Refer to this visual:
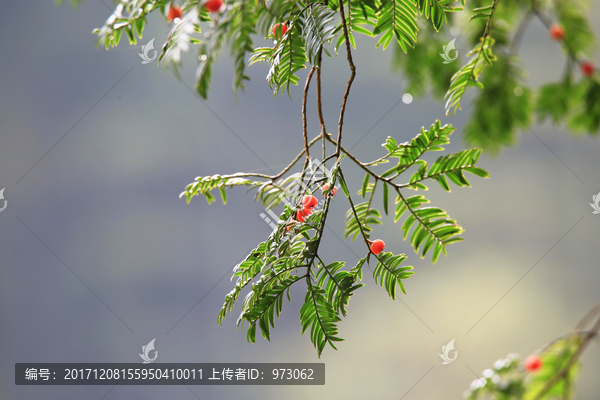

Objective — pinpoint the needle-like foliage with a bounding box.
[90,0,497,358]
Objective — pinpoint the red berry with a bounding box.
[167,6,182,21]
[322,185,337,196]
[524,355,543,373]
[549,24,565,41]
[296,209,310,223]
[302,195,318,209]
[272,23,288,38]
[370,239,385,255]
[205,0,223,13]
[581,61,595,77]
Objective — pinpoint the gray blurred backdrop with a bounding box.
[1,1,600,399]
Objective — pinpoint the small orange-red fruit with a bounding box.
[581,61,595,77]
[549,24,565,41]
[370,239,385,255]
[205,0,223,13]
[524,355,542,373]
[322,184,337,196]
[302,195,318,209]
[272,23,288,38]
[297,210,310,223]
[168,6,183,21]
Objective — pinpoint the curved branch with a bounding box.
[336,0,356,157]
[271,134,322,179]
[302,67,317,160]
[339,168,388,269]
[509,9,533,55]
[303,166,339,273]
[338,168,373,251]
[316,49,327,160]
[325,133,460,191]
[576,300,600,330]
[532,1,585,69]
[324,133,380,180]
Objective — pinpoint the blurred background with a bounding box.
[1,1,599,399]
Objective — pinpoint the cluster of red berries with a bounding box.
[524,354,543,373]
[294,184,339,224]
[296,195,318,222]
[287,187,386,255]
[168,0,223,21]
[549,23,595,77]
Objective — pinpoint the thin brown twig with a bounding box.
[532,3,583,68]
[316,49,327,161]
[532,0,552,29]
[482,0,501,39]
[338,168,372,250]
[576,300,600,330]
[296,157,311,198]
[324,133,387,183]
[338,168,388,269]
[361,179,377,239]
[323,153,337,164]
[509,9,533,55]
[539,329,598,353]
[336,0,356,157]
[303,171,338,293]
[302,67,316,160]
[272,134,321,180]
[194,133,320,190]
[324,133,462,190]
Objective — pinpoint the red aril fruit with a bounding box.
[272,23,288,38]
[205,0,223,13]
[549,24,565,41]
[302,195,318,210]
[168,6,182,21]
[524,355,542,373]
[370,239,385,255]
[296,210,309,223]
[581,61,595,77]
[322,184,337,196]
